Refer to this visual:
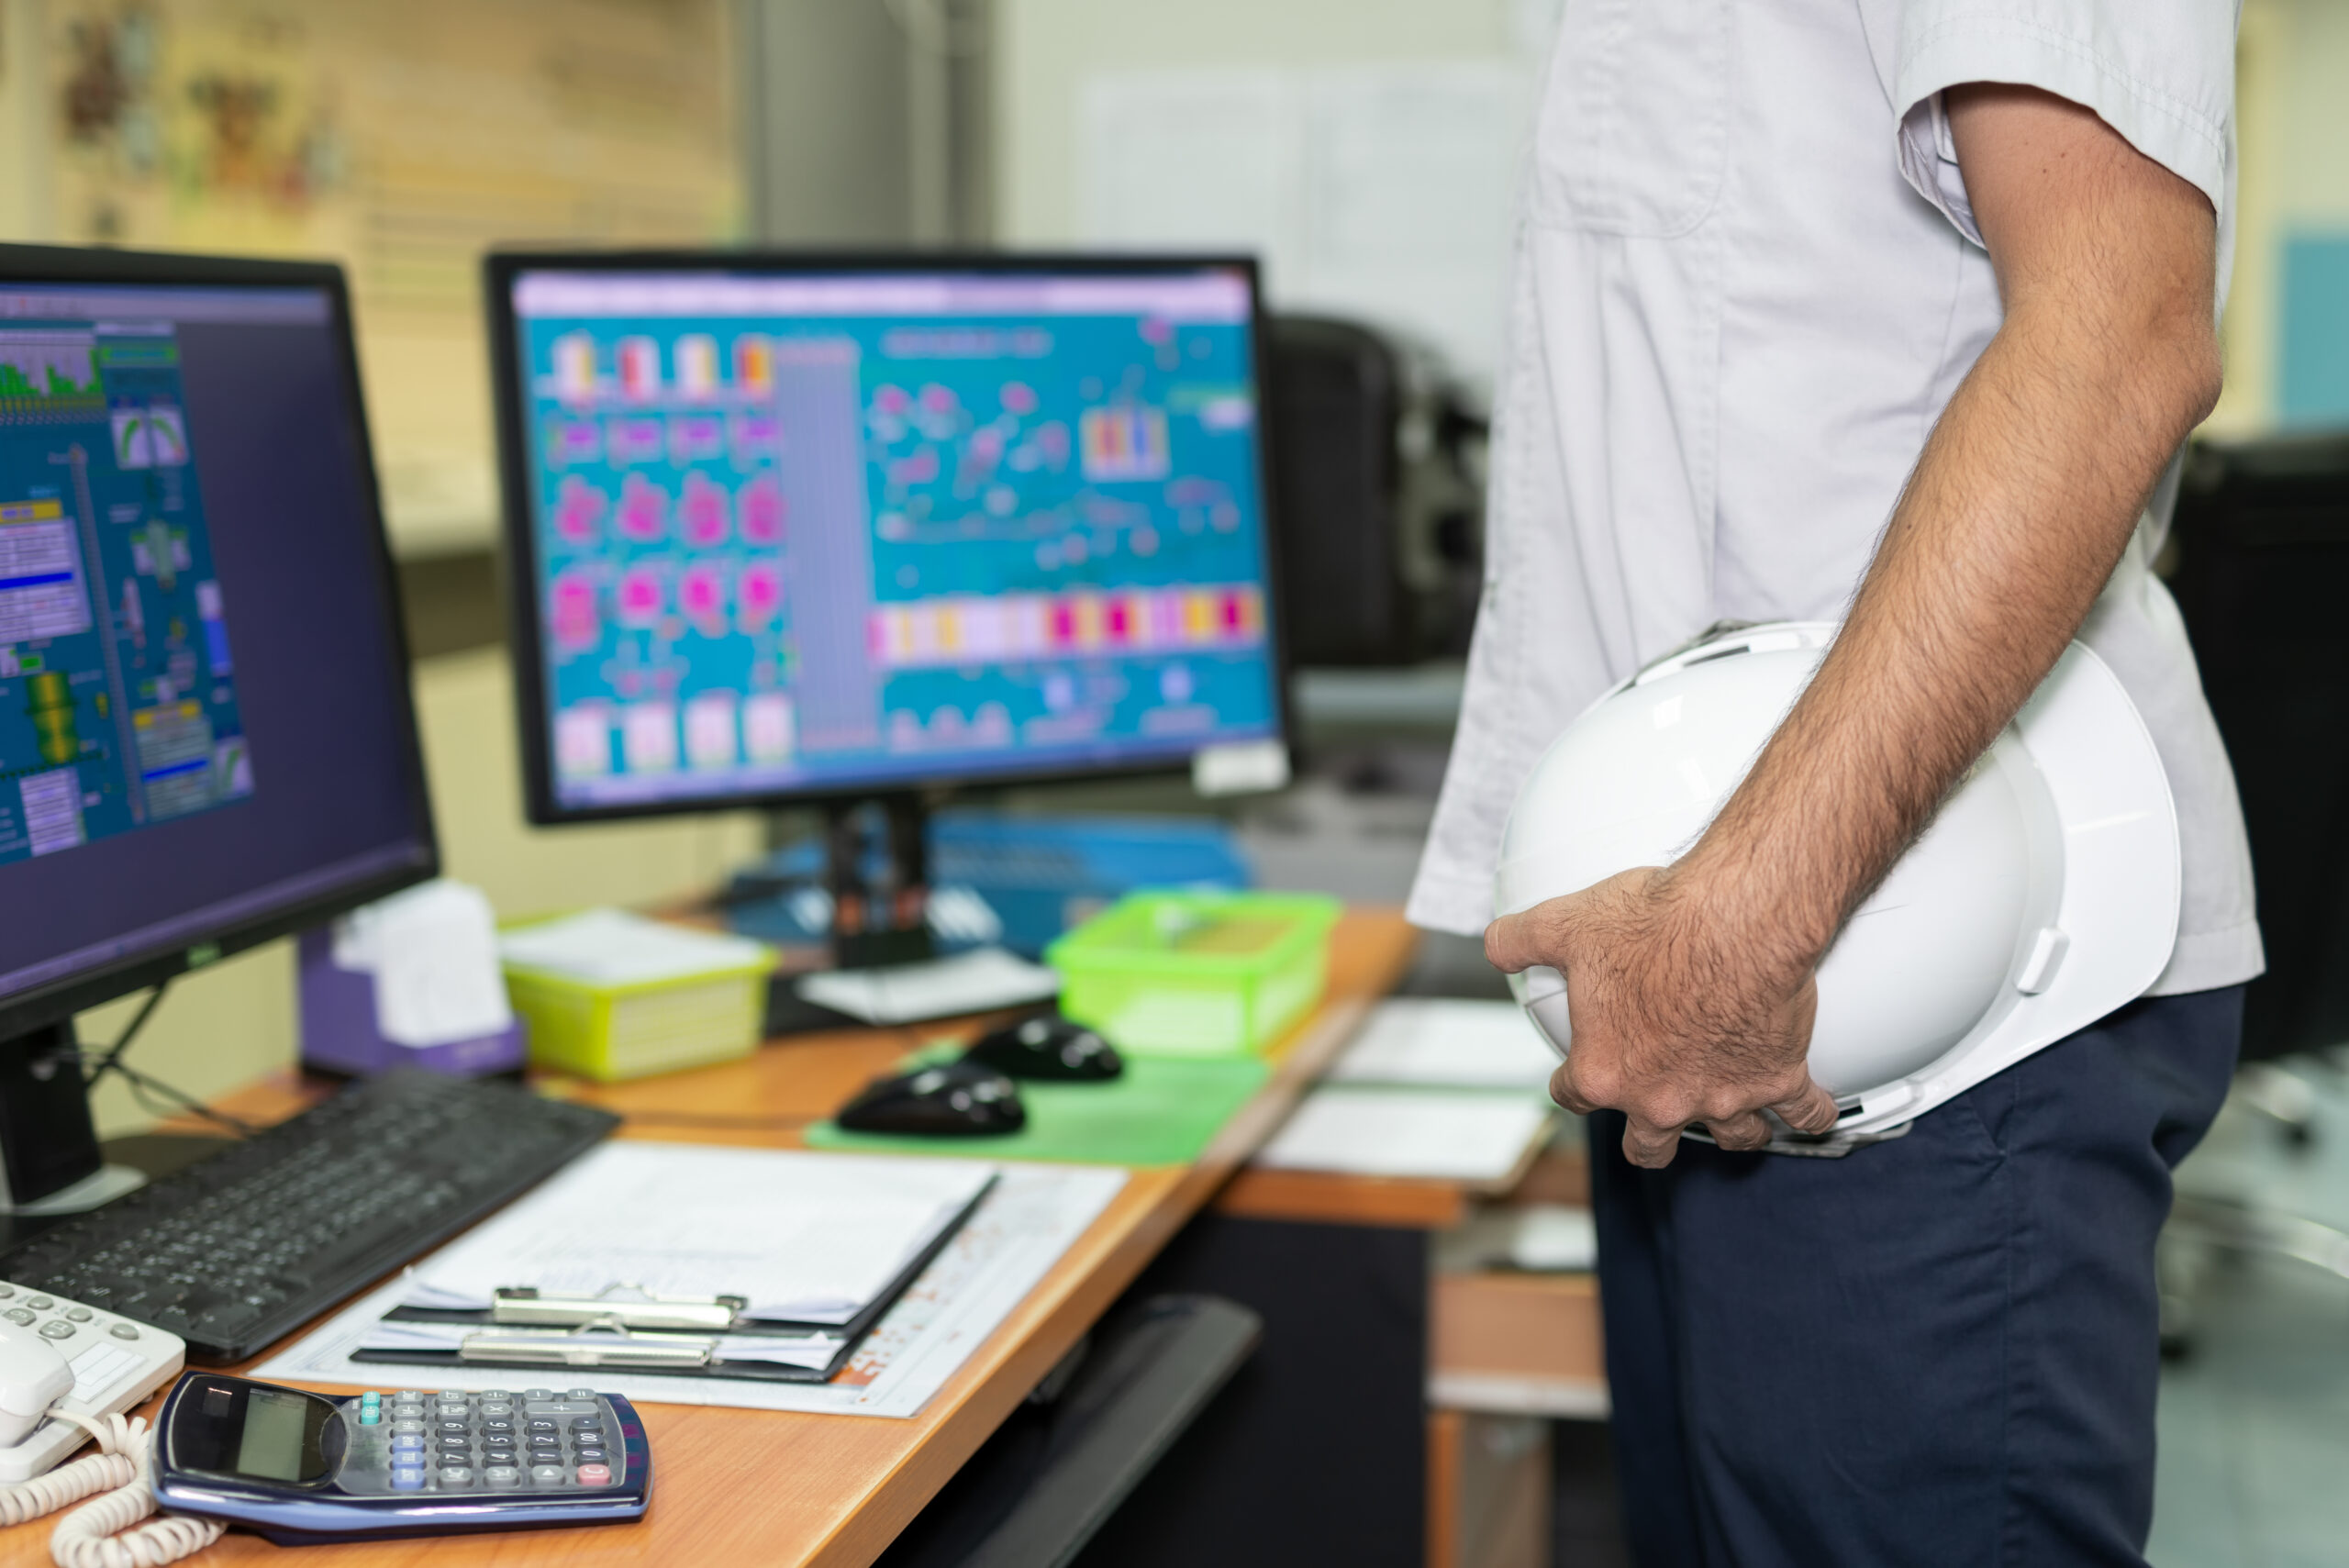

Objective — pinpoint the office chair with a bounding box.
[2160,431,2349,1343]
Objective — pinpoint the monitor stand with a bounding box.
[0,1022,149,1217]
[825,795,939,971]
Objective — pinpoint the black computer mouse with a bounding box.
[964,1014,1124,1082]
[835,1060,1027,1137]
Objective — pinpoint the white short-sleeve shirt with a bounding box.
[1407,0,2263,998]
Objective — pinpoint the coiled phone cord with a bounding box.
[0,1408,226,1568]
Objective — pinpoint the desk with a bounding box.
[0,910,1419,1568]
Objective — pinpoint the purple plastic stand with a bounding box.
[296,927,528,1078]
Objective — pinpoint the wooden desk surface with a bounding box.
[0,909,1419,1568]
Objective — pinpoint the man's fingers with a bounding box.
[1620,1115,1683,1169]
[1771,1077,1843,1137]
[1548,1061,1597,1116]
[1482,904,1562,974]
[1706,1109,1773,1151]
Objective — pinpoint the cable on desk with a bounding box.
[72,979,256,1140]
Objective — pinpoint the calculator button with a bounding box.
[438,1438,473,1454]
[524,1388,555,1400]
[391,1420,424,1435]
[439,1466,473,1486]
[574,1463,611,1486]
[529,1464,565,1485]
[25,1296,51,1310]
[570,1414,605,1429]
[391,1468,424,1492]
[38,1322,72,1340]
[438,1418,470,1434]
[484,1466,519,1486]
[479,1417,513,1433]
[526,1418,560,1435]
[565,1388,596,1400]
[108,1324,139,1340]
[391,1403,424,1419]
[573,1447,608,1464]
[478,1402,513,1418]
[2,1310,31,1326]
[396,1390,425,1401]
[478,1390,511,1401]
[358,1408,381,1427]
[392,1434,424,1452]
[61,1307,91,1323]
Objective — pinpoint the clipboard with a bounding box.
[351,1173,997,1383]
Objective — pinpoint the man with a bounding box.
[1407,3,2258,1563]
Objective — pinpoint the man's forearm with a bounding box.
[1671,88,2221,984]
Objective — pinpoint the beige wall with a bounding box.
[81,651,762,1139]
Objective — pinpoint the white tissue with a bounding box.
[335,880,514,1048]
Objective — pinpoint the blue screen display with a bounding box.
[508,267,1283,808]
[0,320,255,865]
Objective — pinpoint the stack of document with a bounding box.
[1255,998,1559,1183]
[353,1142,997,1374]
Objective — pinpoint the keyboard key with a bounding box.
[38,1322,72,1340]
[107,1324,138,1340]
[62,1307,90,1323]
[26,1296,51,1309]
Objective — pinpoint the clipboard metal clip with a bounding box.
[492,1282,751,1332]
[459,1319,719,1369]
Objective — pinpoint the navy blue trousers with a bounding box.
[1589,986,2243,1567]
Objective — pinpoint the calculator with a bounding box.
[150,1374,651,1544]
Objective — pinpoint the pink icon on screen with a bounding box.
[737,562,783,629]
[616,475,669,542]
[918,384,957,414]
[873,384,912,416]
[1000,382,1038,416]
[678,563,727,629]
[739,475,785,546]
[551,477,607,546]
[616,567,664,627]
[680,473,729,548]
[549,573,600,649]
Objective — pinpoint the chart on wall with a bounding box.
[0,324,255,864]
[511,273,1285,807]
[44,0,743,553]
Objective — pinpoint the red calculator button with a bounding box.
[575,1463,612,1486]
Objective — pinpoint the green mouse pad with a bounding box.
[805,1053,1271,1166]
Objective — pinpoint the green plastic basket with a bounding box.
[1045,890,1342,1058]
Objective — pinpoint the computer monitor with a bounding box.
[0,245,437,1212]
[484,254,1291,831]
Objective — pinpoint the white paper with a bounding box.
[253,1163,1130,1418]
[1327,999,1560,1091]
[499,908,770,987]
[1440,1204,1597,1274]
[1078,61,1525,387]
[1254,1087,1553,1182]
[795,946,1060,1026]
[335,880,513,1048]
[389,1142,997,1324]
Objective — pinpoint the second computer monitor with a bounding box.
[486,255,1289,821]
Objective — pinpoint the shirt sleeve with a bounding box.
[1891,1,2236,249]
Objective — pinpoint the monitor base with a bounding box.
[1,1162,146,1218]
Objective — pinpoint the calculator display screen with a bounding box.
[171,1378,336,1486]
[234,1389,313,1482]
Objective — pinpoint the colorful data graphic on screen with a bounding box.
[0,324,255,863]
[511,268,1282,806]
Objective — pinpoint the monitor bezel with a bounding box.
[0,242,439,1037]
[483,248,1297,826]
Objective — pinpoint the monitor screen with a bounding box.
[493,260,1287,817]
[0,255,434,1024]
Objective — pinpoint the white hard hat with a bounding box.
[1492,621,2179,1146]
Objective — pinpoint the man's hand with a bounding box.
[1487,868,1840,1165]
[1495,86,2221,1167]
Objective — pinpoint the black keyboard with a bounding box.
[0,1071,618,1363]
